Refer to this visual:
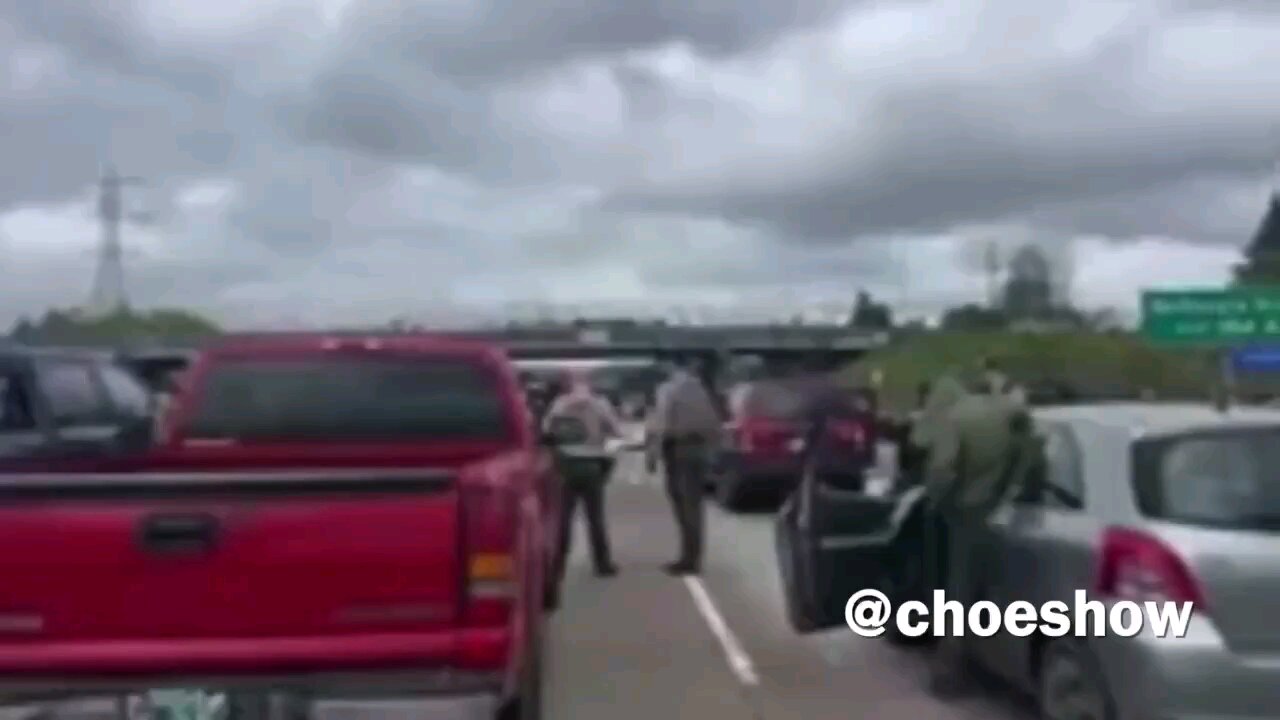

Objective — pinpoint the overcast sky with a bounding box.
[0,0,1275,328]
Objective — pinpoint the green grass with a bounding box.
[843,331,1219,413]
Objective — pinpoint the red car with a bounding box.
[713,378,876,511]
[0,333,562,719]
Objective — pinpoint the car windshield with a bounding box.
[186,356,510,441]
[1138,431,1280,531]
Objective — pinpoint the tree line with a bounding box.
[8,307,221,346]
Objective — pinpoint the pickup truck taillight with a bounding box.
[460,483,519,625]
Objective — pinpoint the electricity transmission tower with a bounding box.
[88,164,150,315]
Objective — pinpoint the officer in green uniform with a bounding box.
[914,374,1029,697]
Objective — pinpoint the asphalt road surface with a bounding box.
[547,449,1034,719]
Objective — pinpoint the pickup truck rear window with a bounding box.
[731,382,805,420]
[1134,430,1280,531]
[184,357,511,441]
[730,379,855,420]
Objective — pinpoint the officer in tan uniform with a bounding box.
[545,369,622,579]
[648,356,723,575]
[915,374,1030,696]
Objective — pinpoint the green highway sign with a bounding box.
[1142,288,1280,344]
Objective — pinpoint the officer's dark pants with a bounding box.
[555,461,615,577]
[924,505,991,684]
[662,438,707,568]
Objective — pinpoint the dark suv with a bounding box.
[0,346,156,461]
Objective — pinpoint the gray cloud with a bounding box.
[1,1,230,98]
[605,7,1280,243]
[346,0,875,81]
[0,0,1274,327]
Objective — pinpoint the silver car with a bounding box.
[778,402,1280,719]
[981,403,1280,720]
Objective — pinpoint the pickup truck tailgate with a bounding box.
[0,469,460,643]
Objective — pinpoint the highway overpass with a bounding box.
[31,324,889,387]
[437,323,887,361]
[98,324,885,358]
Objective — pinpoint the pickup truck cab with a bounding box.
[0,334,564,720]
[0,345,156,460]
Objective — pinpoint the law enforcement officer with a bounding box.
[648,355,722,575]
[915,375,1029,696]
[545,369,621,579]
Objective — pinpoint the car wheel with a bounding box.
[1037,639,1114,720]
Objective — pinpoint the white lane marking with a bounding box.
[683,575,760,686]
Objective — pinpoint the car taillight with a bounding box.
[460,483,518,625]
[1095,527,1205,608]
[737,419,793,453]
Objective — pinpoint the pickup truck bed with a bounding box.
[0,468,488,679]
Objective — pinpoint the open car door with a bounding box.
[775,467,928,633]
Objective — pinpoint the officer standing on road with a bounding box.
[545,369,621,579]
[914,374,1029,697]
[648,355,723,576]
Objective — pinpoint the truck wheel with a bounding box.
[497,626,543,720]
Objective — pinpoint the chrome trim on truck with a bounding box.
[0,469,456,501]
[0,669,504,704]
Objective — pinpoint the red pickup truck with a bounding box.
[0,333,562,719]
